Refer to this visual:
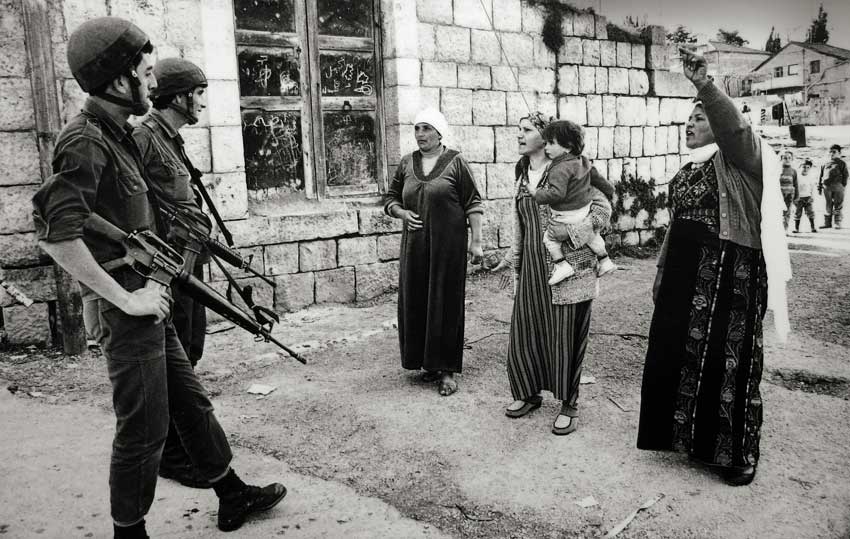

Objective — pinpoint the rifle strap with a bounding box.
[210,252,256,310]
[175,144,234,246]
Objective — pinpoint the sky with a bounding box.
[594,0,850,51]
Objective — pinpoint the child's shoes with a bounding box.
[597,256,617,277]
[548,261,575,285]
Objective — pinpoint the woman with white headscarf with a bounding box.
[384,108,484,396]
[637,48,791,486]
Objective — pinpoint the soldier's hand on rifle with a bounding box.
[123,286,172,323]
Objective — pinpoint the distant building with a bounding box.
[669,41,771,97]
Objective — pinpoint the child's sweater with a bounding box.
[533,154,614,211]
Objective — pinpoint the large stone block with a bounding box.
[582,39,600,66]
[181,127,212,173]
[595,67,608,94]
[533,35,556,67]
[636,157,651,181]
[613,126,630,157]
[655,125,668,154]
[471,29,501,65]
[557,37,583,64]
[315,267,356,304]
[0,78,34,130]
[422,61,458,87]
[652,71,695,98]
[458,64,491,89]
[573,12,595,37]
[597,127,613,159]
[594,159,608,180]
[382,0,420,58]
[417,0,453,24]
[645,97,660,127]
[600,40,616,67]
[578,66,595,94]
[229,211,359,246]
[537,93,558,119]
[377,233,402,261]
[518,67,555,93]
[0,266,56,307]
[607,158,623,184]
[384,58,421,87]
[435,26,471,63]
[658,98,677,125]
[454,0,493,30]
[647,44,673,70]
[472,90,506,126]
[602,95,617,126]
[359,207,404,234]
[0,35,27,78]
[264,242,299,275]
[299,239,337,272]
[667,126,679,155]
[206,172,248,220]
[0,232,48,267]
[355,261,399,301]
[385,124,417,164]
[622,230,640,246]
[210,126,245,173]
[666,154,681,178]
[507,92,536,124]
[274,272,315,312]
[559,96,587,125]
[630,126,643,157]
[631,44,646,69]
[491,66,519,91]
[643,126,656,156]
[486,162,515,198]
[453,126,494,162]
[559,11,574,36]
[675,98,695,124]
[616,213,636,232]
[521,1,544,33]
[629,70,649,95]
[0,184,38,233]
[616,42,632,68]
[586,94,603,127]
[494,127,517,163]
[441,88,473,124]
[0,131,40,186]
[651,155,667,181]
[616,96,647,126]
[384,86,441,125]
[608,67,629,94]
[3,303,51,345]
[595,15,608,40]
[493,0,522,31]
[584,127,597,159]
[417,23,437,61]
[500,33,534,66]
[206,80,240,127]
[338,236,378,267]
[557,65,578,95]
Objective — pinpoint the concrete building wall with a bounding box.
[1,0,696,344]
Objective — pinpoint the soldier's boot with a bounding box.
[793,219,801,233]
[810,217,818,233]
[819,216,832,229]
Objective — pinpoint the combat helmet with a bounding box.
[67,17,152,115]
[151,58,208,125]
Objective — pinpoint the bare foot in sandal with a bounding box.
[438,373,458,396]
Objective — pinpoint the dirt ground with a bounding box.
[1,127,849,538]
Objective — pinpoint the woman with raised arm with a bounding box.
[637,48,791,486]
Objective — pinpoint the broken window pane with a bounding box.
[317,0,371,37]
[319,52,374,97]
[238,47,300,97]
[323,111,377,190]
[234,0,296,33]
[242,110,304,192]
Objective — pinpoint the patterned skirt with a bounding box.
[637,219,768,468]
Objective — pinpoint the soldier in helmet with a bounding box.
[32,17,286,538]
[133,57,214,490]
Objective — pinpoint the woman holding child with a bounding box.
[636,49,791,486]
[499,112,614,435]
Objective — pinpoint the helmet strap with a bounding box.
[166,92,198,125]
[96,69,147,116]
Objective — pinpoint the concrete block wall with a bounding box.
[1,0,699,345]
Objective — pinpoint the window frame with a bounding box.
[787,63,799,76]
[233,0,387,201]
[810,60,821,74]
[773,66,784,78]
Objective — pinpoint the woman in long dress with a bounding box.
[384,108,484,396]
[636,48,791,486]
[498,112,612,435]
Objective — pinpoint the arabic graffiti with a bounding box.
[324,111,377,188]
[241,110,304,191]
[320,52,374,97]
[238,48,300,97]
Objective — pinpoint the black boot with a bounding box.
[114,520,148,539]
[721,464,757,486]
[793,219,801,233]
[810,217,818,233]
[213,469,287,532]
[820,216,832,229]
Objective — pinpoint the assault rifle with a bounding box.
[86,214,306,364]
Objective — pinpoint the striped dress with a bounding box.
[507,158,608,417]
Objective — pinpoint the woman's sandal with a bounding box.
[505,395,543,418]
[438,376,458,396]
[552,414,577,436]
[421,370,441,383]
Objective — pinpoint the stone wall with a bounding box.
[0,0,697,345]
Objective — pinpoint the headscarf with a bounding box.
[414,108,450,141]
[521,111,551,134]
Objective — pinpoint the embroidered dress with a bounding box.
[637,161,768,468]
[384,149,483,373]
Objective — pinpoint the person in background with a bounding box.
[637,47,791,487]
[779,150,798,234]
[384,108,484,397]
[792,159,818,234]
[818,144,848,229]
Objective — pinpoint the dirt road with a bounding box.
[2,238,849,538]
